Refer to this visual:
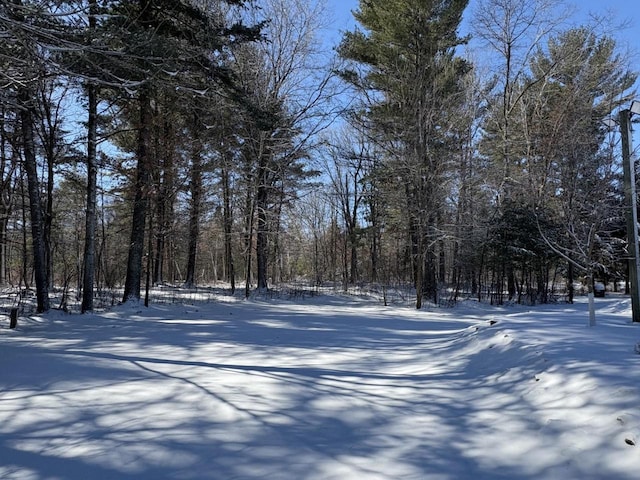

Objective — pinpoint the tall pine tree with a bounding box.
[338,0,470,307]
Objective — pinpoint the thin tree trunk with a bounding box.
[153,199,165,285]
[255,184,268,291]
[244,173,255,298]
[0,106,14,285]
[222,162,235,293]
[270,187,285,285]
[144,206,153,307]
[349,227,358,285]
[184,129,202,288]
[409,212,423,309]
[255,144,270,293]
[0,216,7,284]
[153,118,175,286]
[369,201,379,283]
[44,116,54,290]
[81,80,98,312]
[20,179,29,291]
[244,218,254,298]
[567,260,574,303]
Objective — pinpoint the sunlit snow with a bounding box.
[2,293,640,479]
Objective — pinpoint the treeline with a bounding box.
[0,0,636,312]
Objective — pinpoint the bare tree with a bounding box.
[323,125,372,288]
[234,0,342,293]
[473,0,570,202]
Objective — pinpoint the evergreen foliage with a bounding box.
[0,0,636,310]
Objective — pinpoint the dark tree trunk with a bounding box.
[153,117,176,286]
[439,241,446,285]
[255,149,269,292]
[256,179,268,291]
[408,205,423,309]
[144,207,154,307]
[415,256,423,309]
[0,107,15,285]
[81,1,98,311]
[20,180,29,290]
[184,135,202,288]
[222,162,235,293]
[153,117,177,285]
[81,81,98,312]
[270,188,284,284]
[424,247,438,305]
[18,88,49,312]
[123,88,152,302]
[0,215,8,284]
[349,228,358,285]
[507,263,516,300]
[369,201,380,283]
[244,210,254,299]
[567,260,574,303]
[44,115,54,289]
[35,83,57,291]
[243,170,255,298]
[153,197,165,285]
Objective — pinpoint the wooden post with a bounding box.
[9,308,17,329]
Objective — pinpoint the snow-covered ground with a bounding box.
[2,292,640,479]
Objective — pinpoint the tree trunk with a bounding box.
[81,81,98,312]
[270,187,286,285]
[222,162,235,293]
[349,229,358,285]
[123,88,152,302]
[44,115,54,290]
[18,87,49,312]
[20,180,29,290]
[184,130,202,288]
[415,254,423,309]
[567,260,574,303]
[0,106,15,285]
[369,201,380,283]
[0,215,8,284]
[255,147,269,292]
[507,263,516,300]
[255,180,269,291]
[153,117,176,286]
[244,175,255,298]
[410,213,424,309]
[153,197,165,285]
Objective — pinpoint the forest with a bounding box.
[0,0,637,313]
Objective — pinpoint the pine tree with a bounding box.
[338,0,470,307]
[101,0,262,302]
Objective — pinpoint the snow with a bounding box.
[2,293,640,479]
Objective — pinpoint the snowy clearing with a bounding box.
[2,293,640,479]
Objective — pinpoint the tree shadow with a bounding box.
[1,297,639,479]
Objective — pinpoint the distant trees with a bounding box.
[0,0,263,309]
[327,0,636,307]
[232,0,339,294]
[524,27,635,305]
[111,0,261,302]
[0,0,636,311]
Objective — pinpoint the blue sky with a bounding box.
[326,0,640,57]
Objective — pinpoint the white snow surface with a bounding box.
[2,293,640,479]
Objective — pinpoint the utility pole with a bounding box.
[619,107,640,323]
